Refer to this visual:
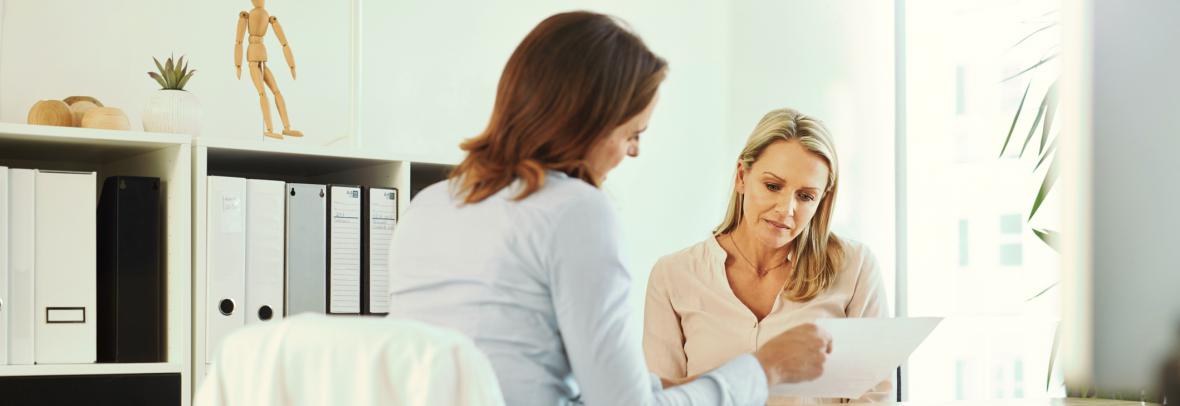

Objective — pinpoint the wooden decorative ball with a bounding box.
[63,96,104,107]
[81,107,131,131]
[69,101,100,127]
[27,100,74,126]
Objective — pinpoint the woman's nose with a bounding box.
[777,196,797,216]
[627,143,638,158]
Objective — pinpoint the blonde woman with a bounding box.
[643,108,893,404]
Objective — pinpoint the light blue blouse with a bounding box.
[387,171,768,405]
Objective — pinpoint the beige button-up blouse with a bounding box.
[643,235,894,404]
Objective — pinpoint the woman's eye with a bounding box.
[765,183,782,192]
[799,193,816,202]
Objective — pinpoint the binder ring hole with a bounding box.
[258,305,274,321]
[219,299,236,316]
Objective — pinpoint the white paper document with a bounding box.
[770,317,942,399]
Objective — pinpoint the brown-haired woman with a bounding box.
[388,11,832,405]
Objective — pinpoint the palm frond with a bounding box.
[1008,22,1059,51]
[1039,81,1060,155]
[1018,95,1049,157]
[1000,81,1033,158]
[1029,153,1060,221]
[1002,53,1059,82]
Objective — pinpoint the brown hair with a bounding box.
[450,11,667,204]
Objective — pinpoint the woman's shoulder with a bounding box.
[836,237,870,260]
[522,172,610,214]
[833,237,881,276]
[652,236,723,277]
[401,180,456,216]
[647,237,721,293]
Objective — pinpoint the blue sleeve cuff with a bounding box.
[704,353,769,405]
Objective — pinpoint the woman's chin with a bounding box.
[755,226,794,249]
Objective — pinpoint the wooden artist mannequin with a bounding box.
[235,0,303,139]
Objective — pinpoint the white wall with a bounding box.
[358,1,548,162]
[361,0,736,178]
[1077,0,1180,396]
[728,0,897,307]
[0,0,354,145]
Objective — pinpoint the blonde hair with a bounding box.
[715,108,843,302]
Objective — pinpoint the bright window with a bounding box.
[903,0,1062,400]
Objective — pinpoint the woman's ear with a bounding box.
[735,162,747,193]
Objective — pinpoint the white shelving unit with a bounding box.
[190,137,413,395]
[0,124,459,404]
[0,123,193,401]
[0,362,183,377]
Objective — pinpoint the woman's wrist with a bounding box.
[753,351,779,386]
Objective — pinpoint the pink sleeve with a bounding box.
[643,258,689,380]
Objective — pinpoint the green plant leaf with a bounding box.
[1044,321,1062,392]
[1000,81,1033,158]
[168,63,179,86]
[1026,280,1058,301]
[1036,138,1057,171]
[177,70,195,90]
[1029,153,1060,220]
[1039,81,1060,155]
[153,57,165,76]
[1019,94,1049,157]
[148,72,167,89]
[171,57,182,86]
[1032,228,1060,251]
[1002,52,1059,82]
[1009,22,1059,51]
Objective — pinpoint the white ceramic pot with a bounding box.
[143,89,202,135]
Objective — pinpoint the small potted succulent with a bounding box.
[143,55,202,135]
